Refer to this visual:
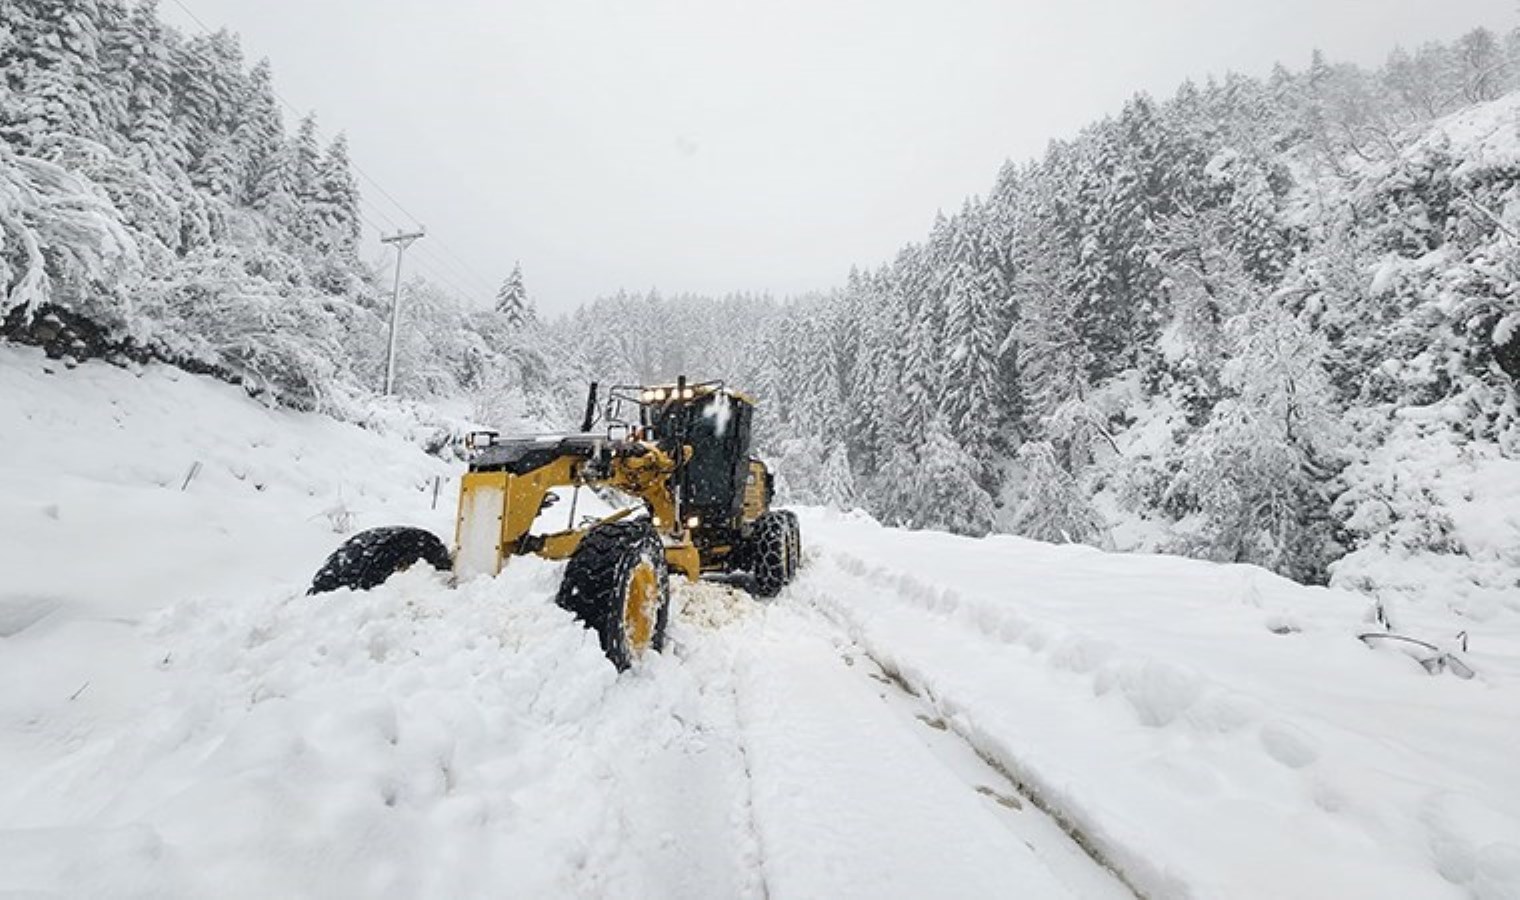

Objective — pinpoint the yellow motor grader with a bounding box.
[309,378,800,669]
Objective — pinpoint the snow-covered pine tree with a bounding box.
[792,301,845,444]
[284,113,322,243]
[106,0,186,172]
[819,440,858,510]
[838,268,882,470]
[312,133,360,257]
[1151,200,1259,422]
[494,262,534,330]
[939,200,1007,488]
[175,29,245,183]
[1011,440,1107,545]
[0,0,108,153]
[1015,246,1107,472]
[240,60,290,212]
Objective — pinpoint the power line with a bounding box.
[357,195,403,234]
[357,188,494,298]
[353,208,485,304]
[414,255,490,306]
[165,0,215,33]
[426,233,501,296]
[416,242,495,297]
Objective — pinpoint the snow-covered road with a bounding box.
[4,348,1518,899]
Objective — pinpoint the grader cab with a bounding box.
[309,378,801,669]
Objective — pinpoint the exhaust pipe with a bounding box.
[580,381,599,432]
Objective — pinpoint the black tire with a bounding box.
[747,511,791,598]
[779,510,801,580]
[308,526,452,595]
[556,519,671,671]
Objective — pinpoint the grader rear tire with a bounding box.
[779,510,801,580]
[556,519,671,671]
[308,526,452,595]
[748,511,791,598]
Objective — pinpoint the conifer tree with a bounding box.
[819,441,858,510]
[0,0,108,152]
[240,60,289,210]
[313,133,360,255]
[495,262,534,330]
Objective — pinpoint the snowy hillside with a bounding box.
[566,54,1520,604]
[4,346,1518,899]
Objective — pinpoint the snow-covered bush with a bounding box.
[1010,440,1107,546]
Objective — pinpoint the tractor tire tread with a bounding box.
[748,511,790,598]
[556,519,670,670]
[779,509,801,579]
[308,525,451,595]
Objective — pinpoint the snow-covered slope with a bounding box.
[0,346,455,625]
[3,350,1517,899]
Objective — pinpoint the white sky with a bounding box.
[160,0,1517,315]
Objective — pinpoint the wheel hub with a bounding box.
[623,561,659,655]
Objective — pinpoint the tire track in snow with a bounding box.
[668,581,774,900]
[683,580,1127,899]
[845,644,1142,899]
[789,553,1156,899]
[837,642,1139,900]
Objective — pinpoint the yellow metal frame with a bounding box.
[453,444,704,583]
[742,459,769,523]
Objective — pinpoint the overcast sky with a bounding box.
[161,0,1516,315]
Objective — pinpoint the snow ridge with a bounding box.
[795,511,1520,899]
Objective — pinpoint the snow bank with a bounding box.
[1333,410,1520,637]
[2,557,776,897]
[796,508,1520,899]
[0,345,457,627]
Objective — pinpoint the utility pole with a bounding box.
[380,228,425,396]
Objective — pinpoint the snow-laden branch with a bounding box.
[0,148,139,320]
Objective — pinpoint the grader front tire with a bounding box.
[556,520,671,671]
[308,526,452,595]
